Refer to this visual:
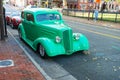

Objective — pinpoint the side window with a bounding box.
[21,12,24,19]
[26,13,34,22]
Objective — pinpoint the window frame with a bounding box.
[21,11,25,19]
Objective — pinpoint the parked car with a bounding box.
[5,12,11,25]
[11,14,21,29]
[6,12,21,28]
[18,8,89,58]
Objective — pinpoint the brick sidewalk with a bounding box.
[0,33,45,80]
[63,15,120,29]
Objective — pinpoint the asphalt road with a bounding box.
[5,4,120,80]
[52,20,120,80]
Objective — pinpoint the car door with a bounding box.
[24,13,35,41]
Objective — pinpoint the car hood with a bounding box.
[38,21,71,30]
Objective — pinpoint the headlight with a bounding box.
[55,36,61,43]
[74,34,80,40]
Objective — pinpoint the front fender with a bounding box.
[73,33,89,52]
[33,38,65,57]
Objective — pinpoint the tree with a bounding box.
[0,0,5,40]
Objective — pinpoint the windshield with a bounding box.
[36,13,61,22]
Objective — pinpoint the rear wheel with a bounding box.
[11,23,15,29]
[18,29,22,39]
[38,44,47,59]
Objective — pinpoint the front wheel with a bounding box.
[38,44,48,59]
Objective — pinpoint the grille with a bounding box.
[63,30,73,52]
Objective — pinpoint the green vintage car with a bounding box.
[18,8,89,58]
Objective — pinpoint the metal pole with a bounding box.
[3,7,7,37]
[88,3,91,20]
[115,12,118,22]
[0,0,5,40]
[101,11,103,20]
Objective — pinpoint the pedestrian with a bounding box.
[101,1,107,12]
[94,7,99,22]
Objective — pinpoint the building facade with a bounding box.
[9,0,120,11]
[66,0,98,10]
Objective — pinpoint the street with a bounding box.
[5,4,120,80]
[53,20,120,80]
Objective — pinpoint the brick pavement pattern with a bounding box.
[0,33,45,80]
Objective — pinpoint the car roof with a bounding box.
[23,8,60,14]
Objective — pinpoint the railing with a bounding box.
[62,9,120,23]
